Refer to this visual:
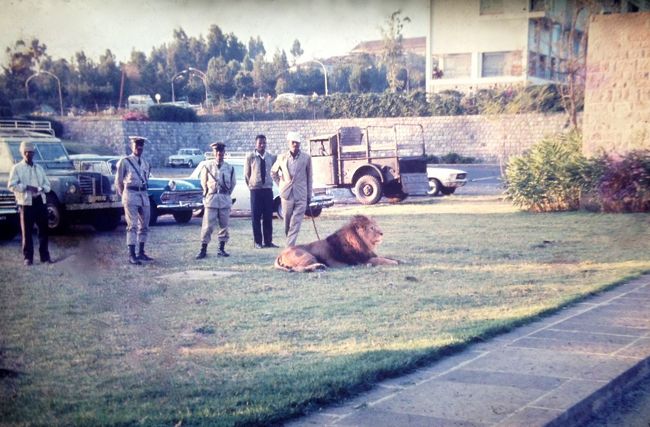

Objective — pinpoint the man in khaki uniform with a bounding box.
[244,134,278,249]
[271,131,312,247]
[196,142,236,259]
[115,136,153,265]
[8,141,53,266]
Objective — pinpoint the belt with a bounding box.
[126,185,147,191]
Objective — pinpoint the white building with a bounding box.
[426,0,648,93]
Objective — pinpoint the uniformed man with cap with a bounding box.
[8,140,53,266]
[271,131,313,247]
[115,136,153,265]
[195,142,237,259]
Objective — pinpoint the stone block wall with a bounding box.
[583,12,650,156]
[62,113,569,167]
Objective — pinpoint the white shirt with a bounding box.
[8,160,51,206]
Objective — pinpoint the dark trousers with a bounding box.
[250,188,274,245]
[19,197,50,262]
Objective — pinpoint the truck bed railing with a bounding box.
[0,120,55,137]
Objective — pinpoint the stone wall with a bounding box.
[62,113,570,167]
[583,12,650,156]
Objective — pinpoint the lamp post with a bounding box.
[170,70,186,103]
[187,67,209,106]
[25,70,64,116]
[302,59,329,96]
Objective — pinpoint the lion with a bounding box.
[274,215,399,272]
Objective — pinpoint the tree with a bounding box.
[380,10,410,93]
[248,36,266,59]
[2,38,49,99]
[290,39,304,65]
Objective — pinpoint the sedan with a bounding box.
[427,166,468,196]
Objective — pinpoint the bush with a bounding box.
[505,131,589,212]
[425,153,477,164]
[122,111,148,121]
[147,105,198,122]
[10,99,36,115]
[596,150,650,212]
[430,90,464,116]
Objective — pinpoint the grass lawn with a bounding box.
[1,194,649,426]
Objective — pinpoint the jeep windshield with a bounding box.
[8,142,74,168]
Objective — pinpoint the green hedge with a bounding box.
[147,105,198,122]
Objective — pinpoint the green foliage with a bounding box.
[425,153,477,164]
[322,91,430,118]
[505,131,589,212]
[147,105,198,122]
[596,150,650,212]
[10,98,36,115]
[430,90,464,116]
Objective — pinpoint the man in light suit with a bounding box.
[271,131,312,247]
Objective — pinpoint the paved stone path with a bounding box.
[287,275,650,426]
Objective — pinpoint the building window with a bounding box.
[528,53,549,78]
[530,0,547,12]
[441,53,471,79]
[480,0,503,15]
[481,51,523,77]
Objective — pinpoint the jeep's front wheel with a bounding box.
[354,175,382,205]
[46,196,67,233]
[0,219,19,241]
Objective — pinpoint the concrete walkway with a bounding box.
[287,275,650,426]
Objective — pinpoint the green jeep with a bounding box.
[0,120,123,233]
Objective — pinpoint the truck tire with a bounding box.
[46,195,67,233]
[306,206,322,218]
[93,209,121,232]
[149,200,159,226]
[173,210,193,223]
[354,175,382,205]
[427,179,442,197]
[187,160,194,168]
[0,220,19,241]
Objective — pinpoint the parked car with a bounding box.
[0,120,123,233]
[427,165,468,196]
[71,154,203,225]
[167,148,204,168]
[187,157,333,218]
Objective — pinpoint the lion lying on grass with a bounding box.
[274,215,400,272]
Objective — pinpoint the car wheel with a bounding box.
[354,175,382,205]
[46,196,67,233]
[306,206,322,218]
[427,179,442,197]
[440,187,456,196]
[274,197,283,219]
[0,219,19,241]
[173,210,193,223]
[187,160,194,168]
[149,200,159,226]
[93,209,121,232]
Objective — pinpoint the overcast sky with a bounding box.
[1,0,428,66]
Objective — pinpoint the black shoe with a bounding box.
[196,250,207,259]
[217,249,230,257]
[129,255,142,265]
[138,253,154,261]
[41,258,54,264]
[264,243,280,248]
[24,259,33,266]
[254,243,264,249]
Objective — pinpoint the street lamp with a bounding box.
[171,68,209,105]
[301,59,329,96]
[25,70,64,116]
[170,70,186,103]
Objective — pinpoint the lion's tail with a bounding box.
[274,255,327,273]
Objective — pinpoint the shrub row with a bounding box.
[505,132,650,213]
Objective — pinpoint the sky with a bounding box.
[1,0,428,67]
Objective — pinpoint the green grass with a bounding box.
[1,195,649,426]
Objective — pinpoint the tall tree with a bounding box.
[248,36,266,59]
[381,10,410,93]
[290,39,304,65]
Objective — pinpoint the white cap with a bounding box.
[20,141,35,152]
[286,131,302,142]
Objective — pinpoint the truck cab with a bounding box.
[308,125,430,204]
[0,120,123,232]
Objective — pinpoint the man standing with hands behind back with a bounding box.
[8,141,53,266]
[271,131,312,247]
[115,136,153,265]
[244,134,278,249]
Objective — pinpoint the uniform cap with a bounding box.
[129,136,146,145]
[20,141,35,152]
[287,131,302,142]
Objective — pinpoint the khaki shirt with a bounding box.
[8,160,51,206]
[115,154,151,196]
[271,151,312,201]
[244,150,276,190]
[201,160,236,209]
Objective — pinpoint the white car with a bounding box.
[427,166,468,196]
[187,157,333,217]
[168,148,204,168]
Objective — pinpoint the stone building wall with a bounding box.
[583,12,650,156]
[62,113,569,167]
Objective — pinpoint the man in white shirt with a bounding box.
[8,140,53,266]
